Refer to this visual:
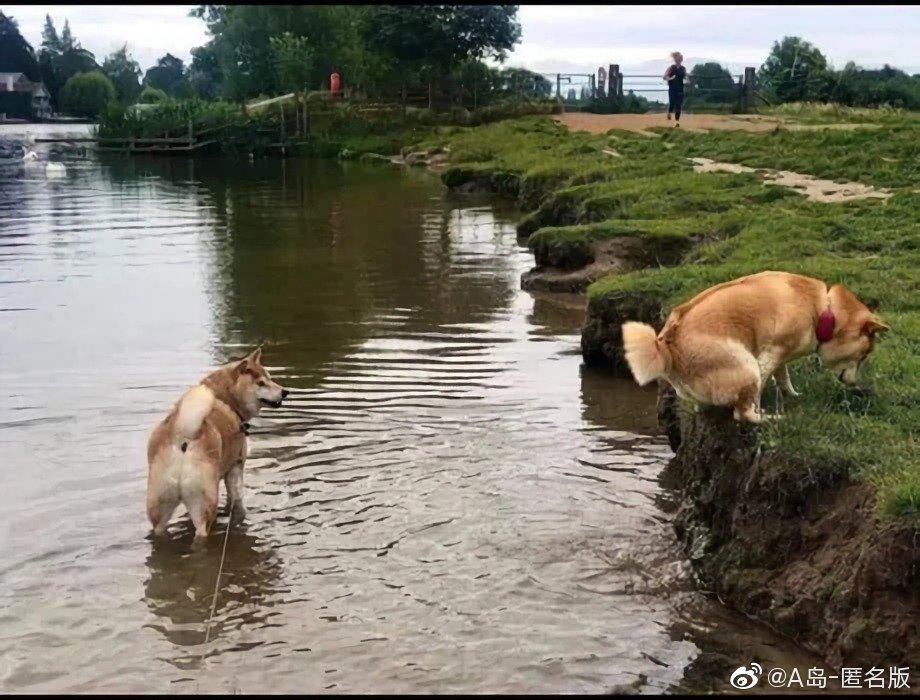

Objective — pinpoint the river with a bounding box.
[0,124,821,694]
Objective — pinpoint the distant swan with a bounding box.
[21,149,38,162]
[45,162,67,176]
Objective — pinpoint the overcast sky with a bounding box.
[5,5,920,76]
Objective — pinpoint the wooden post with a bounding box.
[279,101,285,143]
[616,73,624,98]
[744,67,756,110]
[589,74,596,99]
[556,73,561,98]
[302,91,308,136]
[294,96,299,138]
[609,64,618,101]
[187,117,193,148]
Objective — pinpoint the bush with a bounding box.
[138,86,168,104]
[60,71,118,118]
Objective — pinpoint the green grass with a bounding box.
[428,109,920,520]
[587,195,920,521]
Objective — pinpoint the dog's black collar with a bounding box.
[228,404,250,435]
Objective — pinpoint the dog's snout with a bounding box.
[281,389,290,399]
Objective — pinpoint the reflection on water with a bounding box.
[0,125,821,693]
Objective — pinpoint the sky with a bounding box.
[4,4,920,78]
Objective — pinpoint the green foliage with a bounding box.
[60,70,117,117]
[759,36,832,103]
[188,5,522,105]
[690,62,738,103]
[270,32,314,94]
[143,53,190,96]
[189,43,222,100]
[37,16,99,110]
[138,86,168,104]
[97,98,247,140]
[102,44,142,104]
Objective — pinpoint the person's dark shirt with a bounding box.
[668,64,687,93]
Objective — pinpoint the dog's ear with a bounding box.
[248,347,263,365]
[233,358,250,378]
[863,317,891,337]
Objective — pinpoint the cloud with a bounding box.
[4,4,919,82]
[509,5,920,74]
[4,4,207,71]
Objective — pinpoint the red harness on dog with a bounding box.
[816,309,836,343]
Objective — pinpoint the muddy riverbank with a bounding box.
[424,115,920,672]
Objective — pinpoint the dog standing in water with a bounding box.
[146,348,289,547]
[621,271,889,423]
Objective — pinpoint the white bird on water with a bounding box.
[45,162,67,177]
[21,149,38,162]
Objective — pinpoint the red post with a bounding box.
[330,72,341,102]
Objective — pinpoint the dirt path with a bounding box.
[555,112,877,135]
[555,112,784,135]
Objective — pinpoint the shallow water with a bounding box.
[0,125,823,693]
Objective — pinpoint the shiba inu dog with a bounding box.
[621,271,889,423]
[146,348,288,547]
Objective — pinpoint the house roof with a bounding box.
[0,72,27,81]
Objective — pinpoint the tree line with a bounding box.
[1,12,201,117]
[4,6,920,119]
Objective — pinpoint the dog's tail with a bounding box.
[621,322,668,385]
[174,384,215,441]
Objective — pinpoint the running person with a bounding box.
[664,51,688,126]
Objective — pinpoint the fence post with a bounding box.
[590,74,596,99]
[187,117,193,148]
[743,67,756,110]
[302,90,308,136]
[556,73,561,99]
[609,64,619,100]
[279,101,285,155]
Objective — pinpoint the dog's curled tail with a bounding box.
[174,384,215,441]
[621,322,667,386]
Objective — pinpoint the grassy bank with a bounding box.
[95,97,562,156]
[419,111,919,521]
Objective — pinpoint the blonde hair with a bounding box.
[671,51,684,62]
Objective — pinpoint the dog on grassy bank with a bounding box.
[146,348,288,547]
[621,271,889,423]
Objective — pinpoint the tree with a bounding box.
[690,62,737,103]
[759,36,831,103]
[102,45,142,104]
[138,86,168,104]
[144,53,189,95]
[60,70,117,117]
[38,14,62,107]
[270,33,314,93]
[38,17,98,109]
[500,67,552,100]
[0,12,41,81]
[363,6,521,102]
[189,43,223,99]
